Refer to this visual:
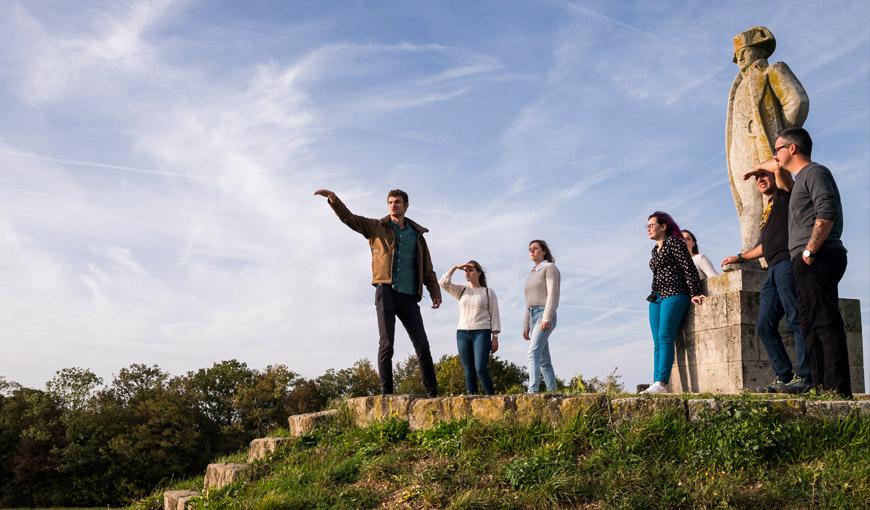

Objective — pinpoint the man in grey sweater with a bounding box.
[752,127,851,397]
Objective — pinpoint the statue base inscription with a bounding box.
[671,270,864,393]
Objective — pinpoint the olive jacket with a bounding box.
[328,195,441,303]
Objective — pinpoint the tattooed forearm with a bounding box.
[807,219,833,251]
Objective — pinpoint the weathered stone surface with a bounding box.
[248,437,292,462]
[204,463,250,492]
[443,395,479,422]
[513,394,564,425]
[164,490,198,510]
[805,400,870,419]
[346,395,417,426]
[610,397,686,426]
[470,395,515,423]
[177,494,199,510]
[345,396,377,425]
[559,394,609,423]
[687,399,721,422]
[288,409,338,437]
[764,399,806,419]
[409,397,448,430]
[854,394,870,401]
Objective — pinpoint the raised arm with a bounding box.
[439,265,467,301]
[743,160,793,192]
[313,189,382,238]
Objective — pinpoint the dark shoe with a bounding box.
[781,375,811,394]
[426,391,438,398]
[756,378,788,393]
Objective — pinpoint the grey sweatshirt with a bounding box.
[788,162,846,258]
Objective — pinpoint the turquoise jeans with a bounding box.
[648,294,690,384]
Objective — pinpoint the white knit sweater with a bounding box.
[439,272,501,334]
[523,261,560,330]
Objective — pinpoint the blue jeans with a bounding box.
[527,305,557,393]
[456,329,494,395]
[758,259,810,382]
[648,294,690,384]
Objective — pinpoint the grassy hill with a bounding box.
[133,394,869,509]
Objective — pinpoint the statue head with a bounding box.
[732,26,776,68]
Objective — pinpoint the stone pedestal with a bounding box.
[670,270,864,393]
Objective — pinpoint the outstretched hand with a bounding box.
[313,189,335,199]
[721,255,739,268]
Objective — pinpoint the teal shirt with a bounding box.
[390,221,418,295]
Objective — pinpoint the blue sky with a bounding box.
[1,0,868,391]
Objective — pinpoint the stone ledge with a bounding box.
[204,463,249,492]
[248,437,293,462]
[805,400,870,419]
[163,489,199,510]
[288,409,338,437]
[337,394,870,431]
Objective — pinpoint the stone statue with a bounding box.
[726,26,809,254]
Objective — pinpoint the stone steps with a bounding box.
[163,393,869,508]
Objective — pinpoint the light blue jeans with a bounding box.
[648,293,690,384]
[527,305,557,393]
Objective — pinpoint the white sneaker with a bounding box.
[644,381,670,394]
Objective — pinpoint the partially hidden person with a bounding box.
[681,229,719,280]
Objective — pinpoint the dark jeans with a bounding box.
[456,329,494,395]
[792,249,851,398]
[758,259,810,382]
[375,284,437,396]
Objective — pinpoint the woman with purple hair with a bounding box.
[642,211,705,394]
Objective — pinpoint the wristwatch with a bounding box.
[736,253,744,263]
[802,249,815,259]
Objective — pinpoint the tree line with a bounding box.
[0,354,528,507]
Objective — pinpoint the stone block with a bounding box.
[288,409,338,437]
[177,495,198,510]
[706,270,766,294]
[443,395,479,421]
[345,396,377,426]
[687,399,721,421]
[203,463,249,492]
[470,395,515,423]
[763,399,806,419]
[610,397,686,426]
[409,397,448,430]
[164,490,199,510]
[559,394,608,423]
[513,394,564,426]
[378,394,417,421]
[805,400,870,419]
[248,437,292,462]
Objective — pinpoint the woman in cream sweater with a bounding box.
[440,260,501,395]
[523,240,560,393]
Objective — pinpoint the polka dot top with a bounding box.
[647,236,703,302]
